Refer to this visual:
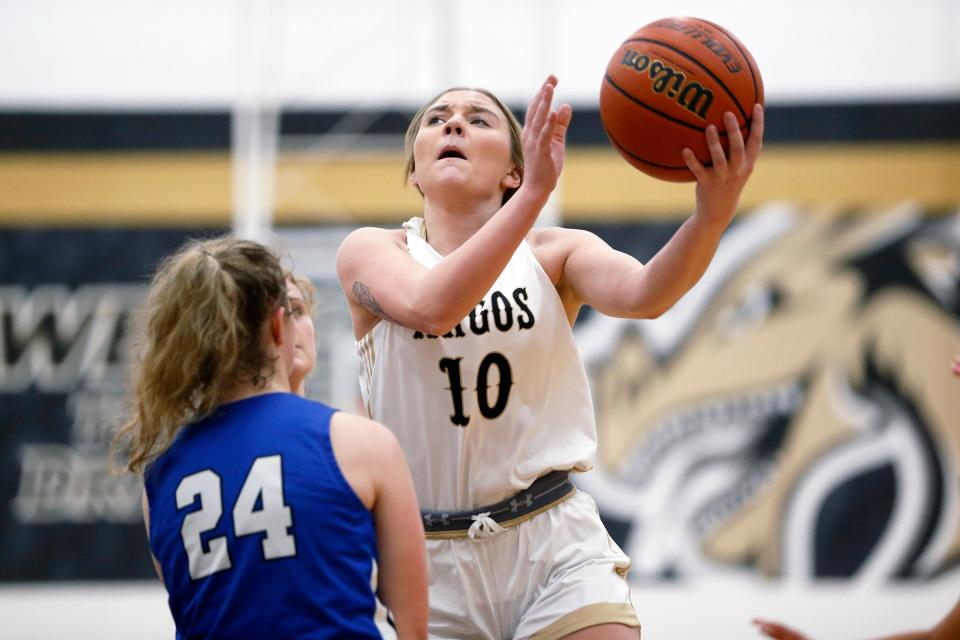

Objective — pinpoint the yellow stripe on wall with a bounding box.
[0,153,231,224]
[0,144,958,225]
[564,144,960,219]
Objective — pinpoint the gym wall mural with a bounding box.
[1,101,957,582]
[1,204,956,582]
[575,204,960,583]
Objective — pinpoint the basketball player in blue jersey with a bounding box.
[284,271,401,638]
[335,75,763,639]
[116,237,428,639]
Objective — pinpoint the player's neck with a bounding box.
[220,373,292,406]
[422,192,502,256]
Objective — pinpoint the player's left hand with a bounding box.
[683,104,764,228]
[520,75,573,198]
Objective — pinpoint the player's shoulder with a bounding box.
[339,226,406,253]
[528,227,601,281]
[335,226,407,277]
[527,226,597,249]
[330,412,401,458]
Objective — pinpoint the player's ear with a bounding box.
[408,169,422,192]
[502,165,521,190]
[269,306,287,345]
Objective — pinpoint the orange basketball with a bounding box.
[599,17,764,182]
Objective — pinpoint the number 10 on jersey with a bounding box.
[439,352,513,427]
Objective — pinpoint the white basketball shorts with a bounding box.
[425,490,639,640]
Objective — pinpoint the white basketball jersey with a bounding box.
[357,217,596,510]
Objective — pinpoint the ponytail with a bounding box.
[116,237,288,473]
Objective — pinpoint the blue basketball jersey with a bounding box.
[144,392,383,639]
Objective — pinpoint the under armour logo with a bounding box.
[510,494,534,512]
[423,512,450,527]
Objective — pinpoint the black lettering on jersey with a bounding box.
[476,352,513,419]
[469,299,491,335]
[412,289,535,341]
[512,287,535,330]
[438,357,470,427]
[490,291,513,331]
[414,324,464,339]
[443,323,466,338]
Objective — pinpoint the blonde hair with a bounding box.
[403,86,524,205]
[117,236,289,474]
[286,271,316,309]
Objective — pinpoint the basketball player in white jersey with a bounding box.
[336,75,764,639]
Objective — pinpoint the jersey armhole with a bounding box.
[355,318,383,344]
[322,412,374,515]
[525,237,577,325]
[141,469,161,558]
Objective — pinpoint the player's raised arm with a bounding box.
[548,106,763,320]
[336,77,571,338]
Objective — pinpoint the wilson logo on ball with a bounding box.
[619,48,715,119]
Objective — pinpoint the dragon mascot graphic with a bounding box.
[575,203,960,583]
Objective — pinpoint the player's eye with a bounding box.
[427,115,444,125]
[471,117,489,127]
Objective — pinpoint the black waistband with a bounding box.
[420,470,574,534]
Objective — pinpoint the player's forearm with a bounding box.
[412,187,550,333]
[380,585,428,640]
[393,617,429,640]
[624,212,727,317]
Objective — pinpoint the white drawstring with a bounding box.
[467,512,505,540]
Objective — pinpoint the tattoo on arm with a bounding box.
[352,281,395,322]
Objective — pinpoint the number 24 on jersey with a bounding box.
[176,455,295,580]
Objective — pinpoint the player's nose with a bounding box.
[443,113,464,136]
